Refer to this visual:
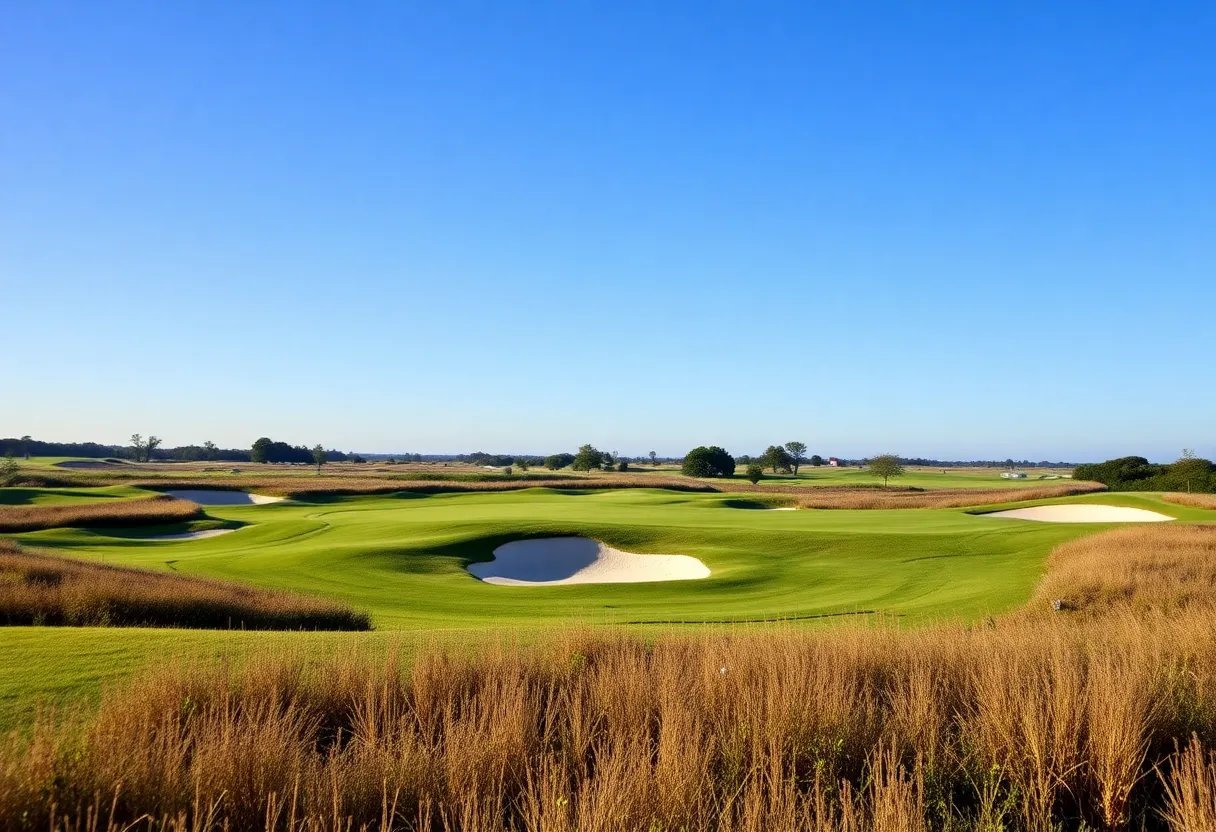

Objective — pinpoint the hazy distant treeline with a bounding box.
[1,436,1077,468]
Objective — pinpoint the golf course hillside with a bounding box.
[14,486,1208,629]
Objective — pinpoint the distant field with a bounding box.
[18,456,1074,491]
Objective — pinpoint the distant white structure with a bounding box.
[828,457,841,467]
[1000,471,1028,479]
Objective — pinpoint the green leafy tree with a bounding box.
[1168,454,1215,493]
[130,434,143,462]
[810,454,825,467]
[545,453,575,470]
[516,458,529,472]
[785,441,807,475]
[202,440,217,461]
[869,454,905,487]
[617,459,629,472]
[682,446,735,478]
[572,445,603,472]
[251,437,273,464]
[312,444,327,474]
[649,450,658,466]
[0,451,19,486]
[145,436,162,462]
[19,436,31,460]
[762,445,793,474]
[746,463,764,485]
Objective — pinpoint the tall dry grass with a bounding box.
[2,616,1214,831]
[3,525,1216,830]
[794,482,1106,510]
[0,541,369,630]
[1030,524,1216,617]
[0,495,203,533]
[1163,493,1216,511]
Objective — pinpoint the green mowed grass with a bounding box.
[0,485,153,505]
[3,487,1211,730]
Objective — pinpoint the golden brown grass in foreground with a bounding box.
[793,481,1107,510]
[4,525,1216,830]
[0,541,370,630]
[0,495,202,533]
[2,617,1213,831]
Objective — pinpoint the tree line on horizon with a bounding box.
[1074,452,1216,493]
[0,435,1110,472]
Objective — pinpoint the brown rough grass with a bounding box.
[0,540,370,630]
[1,616,1213,831]
[794,481,1107,510]
[0,495,202,533]
[1030,524,1216,617]
[1163,492,1216,511]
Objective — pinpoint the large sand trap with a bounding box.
[144,529,237,541]
[983,505,1173,523]
[165,489,283,505]
[468,537,711,586]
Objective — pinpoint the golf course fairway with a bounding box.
[3,486,1212,729]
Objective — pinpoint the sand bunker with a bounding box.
[165,489,283,506]
[468,537,711,586]
[769,507,798,511]
[983,505,1173,523]
[144,529,237,541]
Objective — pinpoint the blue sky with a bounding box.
[3,2,1213,461]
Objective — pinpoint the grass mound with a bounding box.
[0,541,370,630]
[0,495,202,532]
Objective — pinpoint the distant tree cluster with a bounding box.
[458,452,546,468]
[545,453,575,470]
[572,445,605,472]
[762,445,793,474]
[128,434,162,463]
[250,437,343,465]
[1074,453,1216,493]
[737,442,823,475]
[0,438,122,460]
[681,446,735,478]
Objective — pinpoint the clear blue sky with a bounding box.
[3,2,1213,461]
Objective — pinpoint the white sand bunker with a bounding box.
[468,537,711,586]
[769,507,798,511]
[984,505,1173,523]
[144,529,237,541]
[165,489,283,506]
